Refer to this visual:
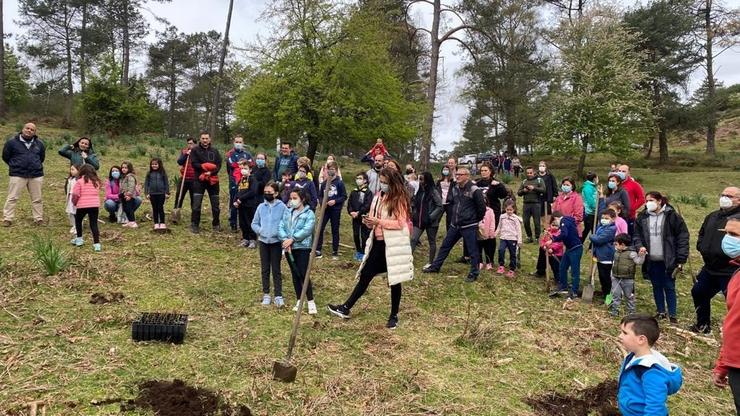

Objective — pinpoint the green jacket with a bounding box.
[582,180,598,215]
[58,144,100,170]
[517,177,545,204]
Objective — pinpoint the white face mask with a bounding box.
[646,201,659,212]
[290,199,300,208]
[234,143,243,151]
[380,183,390,193]
[241,168,249,176]
[539,166,546,173]
[720,196,733,209]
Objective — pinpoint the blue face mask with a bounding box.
[112,171,120,179]
[616,172,627,181]
[561,185,572,193]
[256,159,266,168]
[607,182,617,190]
[721,234,740,259]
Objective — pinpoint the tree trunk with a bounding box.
[419,0,442,172]
[0,0,5,118]
[121,0,130,87]
[307,134,318,163]
[577,135,588,179]
[167,52,176,137]
[658,122,669,164]
[209,0,234,143]
[704,0,716,156]
[646,133,655,159]
[79,2,88,92]
[653,82,669,164]
[63,5,74,127]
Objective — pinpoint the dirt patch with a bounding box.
[524,379,619,416]
[90,292,125,304]
[122,379,251,416]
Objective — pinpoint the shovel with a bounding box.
[582,196,600,303]
[171,154,190,224]
[273,173,331,383]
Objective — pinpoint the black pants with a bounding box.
[729,368,740,414]
[581,213,595,243]
[150,194,166,224]
[444,204,453,231]
[478,238,496,264]
[597,262,613,296]
[317,207,341,254]
[238,205,257,241]
[523,203,541,239]
[344,239,401,317]
[229,185,238,228]
[191,181,220,227]
[290,249,313,301]
[546,254,561,281]
[123,197,137,222]
[352,217,370,253]
[75,207,100,243]
[174,179,194,209]
[539,200,552,217]
[691,268,732,326]
[411,226,439,264]
[260,241,282,296]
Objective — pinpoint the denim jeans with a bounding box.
[429,224,480,276]
[498,239,517,270]
[559,245,583,294]
[691,268,731,326]
[648,260,677,317]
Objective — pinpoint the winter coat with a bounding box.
[478,207,496,240]
[274,151,299,181]
[552,216,582,250]
[448,181,487,229]
[538,171,558,204]
[279,205,316,250]
[236,175,259,208]
[477,178,508,218]
[226,148,254,185]
[253,167,272,203]
[65,177,77,215]
[251,199,287,244]
[622,177,645,220]
[72,178,101,209]
[2,134,45,178]
[319,178,347,210]
[517,177,546,204]
[177,149,196,181]
[190,144,222,178]
[144,171,169,195]
[540,226,564,257]
[633,204,689,272]
[697,205,740,277]
[58,142,100,170]
[290,178,319,210]
[589,222,616,262]
[618,350,683,416]
[496,213,523,244]
[611,249,645,280]
[553,191,585,235]
[600,189,631,219]
[105,179,120,202]
[366,168,381,195]
[714,263,740,380]
[120,173,137,197]
[582,180,598,215]
[411,186,444,229]
[348,186,373,216]
[358,194,414,286]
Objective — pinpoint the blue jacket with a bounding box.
[3,134,45,178]
[319,178,347,210]
[273,151,298,181]
[618,350,683,416]
[290,178,318,210]
[251,200,287,244]
[279,205,316,250]
[582,180,598,215]
[589,222,616,262]
[551,216,582,250]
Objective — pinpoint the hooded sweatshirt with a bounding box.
[618,349,683,416]
[496,212,523,244]
[551,216,582,250]
[582,180,598,216]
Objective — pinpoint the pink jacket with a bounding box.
[496,212,523,244]
[553,191,584,235]
[105,179,120,202]
[478,207,496,240]
[73,179,101,209]
[540,226,564,257]
[615,216,628,236]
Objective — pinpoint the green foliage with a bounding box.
[128,144,148,159]
[3,45,32,109]
[672,193,709,208]
[31,235,70,276]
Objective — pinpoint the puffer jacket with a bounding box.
[278,205,316,250]
[144,171,169,195]
[412,186,444,229]
[589,222,616,262]
[251,199,287,244]
[58,141,100,170]
[3,134,45,178]
[697,205,740,277]
[633,204,689,272]
[478,207,496,240]
[618,350,683,416]
[448,181,486,228]
[540,226,564,257]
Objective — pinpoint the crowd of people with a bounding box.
[3,123,740,414]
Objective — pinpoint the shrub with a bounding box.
[672,193,708,208]
[500,173,514,184]
[127,145,147,159]
[31,236,70,276]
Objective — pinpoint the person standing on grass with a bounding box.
[253,153,272,204]
[291,165,319,211]
[59,136,100,170]
[617,165,645,235]
[64,164,81,234]
[226,135,254,232]
[319,154,343,185]
[2,122,46,227]
[366,153,385,195]
[234,161,259,248]
[477,204,497,271]
[548,210,583,299]
[316,161,347,260]
[71,165,103,252]
[252,182,288,308]
[348,172,374,262]
[119,161,140,228]
[411,171,444,266]
[476,162,508,233]
[539,216,563,283]
[423,167,487,283]
[518,166,546,243]
[190,131,222,234]
[328,168,413,329]
[273,142,298,181]
[174,137,197,213]
[437,164,456,232]
[690,186,740,335]
[712,215,740,413]
[537,161,558,222]
[278,188,318,315]
[610,233,646,317]
[581,172,599,242]
[512,155,522,178]
[633,191,689,324]
[598,173,631,218]
[144,158,170,230]
[590,208,618,304]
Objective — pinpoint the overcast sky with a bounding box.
[5,0,740,151]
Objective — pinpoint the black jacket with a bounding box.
[2,134,45,178]
[448,181,487,229]
[190,144,222,177]
[538,171,558,204]
[348,186,373,216]
[412,186,444,229]
[253,166,272,203]
[236,175,259,207]
[697,205,740,277]
[144,171,170,195]
[477,178,508,217]
[633,204,690,272]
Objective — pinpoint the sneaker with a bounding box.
[160,223,167,230]
[33,220,45,226]
[688,323,711,335]
[129,221,138,228]
[496,266,506,274]
[153,223,160,230]
[262,294,271,306]
[307,300,317,315]
[549,288,569,298]
[2,220,11,227]
[213,224,222,232]
[247,241,256,249]
[506,270,515,278]
[69,226,76,234]
[239,239,249,247]
[230,224,238,233]
[479,263,484,270]
[422,265,440,273]
[455,256,469,264]
[486,263,493,271]
[669,316,678,325]
[465,273,478,283]
[327,304,351,319]
[604,294,613,306]
[315,251,323,259]
[190,225,200,234]
[93,243,101,252]
[654,312,667,321]
[274,296,285,308]
[292,301,301,312]
[332,254,339,261]
[108,213,117,223]
[386,315,398,330]
[528,271,545,278]
[73,237,83,247]
[355,252,364,261]
[569,293,580,300]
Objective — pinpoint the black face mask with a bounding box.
[374,163,383,170]
[264,194,275,202]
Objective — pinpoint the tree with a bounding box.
[0,0,5,118]
[3,45,31,109]
[539,9,654,178]
[207,0,234,142]
[624,0,702,164]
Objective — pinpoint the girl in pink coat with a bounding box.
[478,206,497,270]
[71,165,102,251]
[552,177,585,236]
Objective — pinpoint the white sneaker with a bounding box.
[69,226,76,234]
[261,294,271,306]
[307,300,317,315]
[292,301,301,312]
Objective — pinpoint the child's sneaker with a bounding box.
[262,294,271,306]
[293,301,302,312]
[355,252,363,261]
[486,263,493,271]
[604,294,613,306]
[160,223,167,230]
[479,263,484,270]
[506,270,515,278]
[71,237,83,246]
[247,240,256,249]
[327,304,351,319]
[93,243,101,252]
[274,296,285,308]
[239,239,249,247]
[332,253,339,260]
[69,226,76,234]
[496,266,505,274]
[315,251,323,259]
[307,300,317,315]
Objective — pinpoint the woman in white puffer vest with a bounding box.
[327,168,413,330]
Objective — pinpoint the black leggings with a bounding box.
[238,205,256,240]
[597,262,613,296]
[290,249,313,301]
[75,207,100,243]
[150,194,166,223]
[478,238,496,264]
[344,239,402,317]
[123,197,137,222]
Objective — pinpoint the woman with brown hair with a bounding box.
[328,168,414,329]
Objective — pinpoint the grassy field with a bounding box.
[0,122,739,415]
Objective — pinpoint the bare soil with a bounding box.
[524,379,620,416]
[89,292,125,304]
[121,379,251,416]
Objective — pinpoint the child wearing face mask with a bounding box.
[438,165,455,231]
[234,161,259,248]
[317,161,347,259]
[65,164,81,234]
[252,182,288,307]
[495,201,523,278]
[253,153,272,202]
[290,166,319,210]
[144,157,170,230]
[279,189,318,314]
[348,172,373,261]
[590,208,618,304]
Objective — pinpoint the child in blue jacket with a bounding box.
[548,211,583,299]
[618,313,683,416]
[279,188,318,315]
[590,208,617,305]
[251,182,288,308]
[316,161,347,259]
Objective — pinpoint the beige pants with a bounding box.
[3,176,44,222]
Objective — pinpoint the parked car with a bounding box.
[477,153,494,163]
[458,154,477,167]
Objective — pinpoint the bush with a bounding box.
[672,193,709,208]
[500,173,514,184]
[31,236,70,276]
[127,145,147,159]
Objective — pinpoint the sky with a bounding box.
[4,0,740,152]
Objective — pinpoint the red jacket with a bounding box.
[621,177,645,220]
[715,263,740,378]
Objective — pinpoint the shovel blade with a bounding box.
[171,209,181,224]
[272,360,297,383]
[582,284,595,303]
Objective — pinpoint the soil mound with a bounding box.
[90,292,125,304]
[524,379,619,416]
[122,379,251,416]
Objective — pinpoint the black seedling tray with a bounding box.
[131,312,188,344]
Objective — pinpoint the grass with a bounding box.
[0,122,739,415]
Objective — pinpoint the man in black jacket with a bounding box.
[2,123,46,226]
[423,168,487,282]
[189,131,223,233]
[690,186,740,334]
